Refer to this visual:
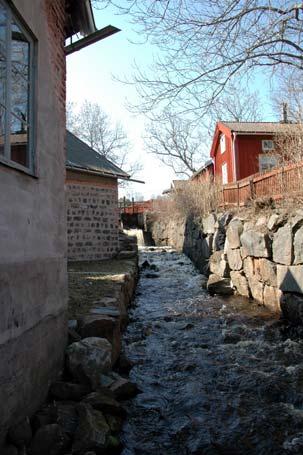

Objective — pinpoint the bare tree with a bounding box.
[67,100,142,179]
[272,69,303,123]
[145,113,207,177]
[95,0,303,118]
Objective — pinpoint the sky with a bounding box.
[66,3,276,200]
[66,5,177,200]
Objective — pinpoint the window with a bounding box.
[222,162,228,184]
[220,134,226,153]
[262,140,274,151]
[259,154,278,172]
[0,0,35,172]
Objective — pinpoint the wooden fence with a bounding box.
[221,161,303,207]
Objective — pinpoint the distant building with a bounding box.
[191,159,214,183]
[66,131,130,261]
[162,179,188,194]
[210,121,297,184]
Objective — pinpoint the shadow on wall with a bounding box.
[279,268,303,324]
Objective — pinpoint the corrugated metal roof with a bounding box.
[66,131,130,179]
[221,121,299,134]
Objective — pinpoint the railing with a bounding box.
[221,161,303,207]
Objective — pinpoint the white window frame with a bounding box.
[262,139,274,151]
[220,134,226,154]
[259,154,278,173]
[222,162,228,184]
[0,0,36,175]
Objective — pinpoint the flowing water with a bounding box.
[121,247,303,455]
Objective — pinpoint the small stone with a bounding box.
[110,377,139,400]
[50,382,91,401]
[8,417,32,447]
[141,260,150,269]
[82,392,126,416]
[202,213,216,234]
[267,213,280,231]
[30,424,70,455]
[230,271,250,298]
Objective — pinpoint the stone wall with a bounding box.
[0,0,67,443]
[66,172,120,261]
[148,209,303,324]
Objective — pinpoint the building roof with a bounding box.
[220,121,299,134]
[66,131,130,179]
[191,159,213,180]
[65,0,96,38]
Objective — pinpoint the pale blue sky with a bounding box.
[66,4,276,199]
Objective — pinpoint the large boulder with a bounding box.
[50,382,90,401]
[273,224,293,265]
[226,248,242,271]
[207,274,233,295]
[79,315,121,363]
[240,230,270,258]
[280,293,303,324]
[226,218,243,249]
[230,271,250,298]
[66,337,112,389]
[72,404,111,454]
[294,225,303,265]
[277,265,303,294]
[254,258,277,287]
[243,256,254,278]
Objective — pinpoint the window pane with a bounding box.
[0,105,5,155]
[11,20,29,123]
[10,111,28,166]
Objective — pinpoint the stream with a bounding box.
[121,246,303,455]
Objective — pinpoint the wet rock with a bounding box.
[283,433,303,453]
[66,337,112,389]
[8,417,32,447]
[78,315,121,363]
[267,213,280,231]
[226,218,243,249]
[72,403,110,454]
[277,265,303,294]
[207,274,233,296]
[105,414,123,433]
[68,319,78,331]
[222,330,241,344]
[56,401,79,436]
[226,248,242,271]
[118,351,134,373]
[181,323,194,330]
[1,444,18,455]
[294,225,303,265]
[30,424,70,455]
[82,392,126,416]
[68,327,81,344]
[145,273,160,279]
[230,271,250,298]
[240,230,270,258]
[110,377,139,400]
[141,260,150,269]
[273,224,293,265]
[50,381,90,401]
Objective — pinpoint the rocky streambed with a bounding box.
[121,246,303,455]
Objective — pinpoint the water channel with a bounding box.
[121,246,303,455]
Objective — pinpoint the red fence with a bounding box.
[120,200,154,214]
[222,161,303,207]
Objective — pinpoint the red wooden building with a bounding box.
[210,122,295,184]
[191,159,214,183]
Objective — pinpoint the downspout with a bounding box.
[232,132,237,181]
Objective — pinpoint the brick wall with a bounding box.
[66,175,120,261]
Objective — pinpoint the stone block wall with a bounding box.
[66,177,120,261]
